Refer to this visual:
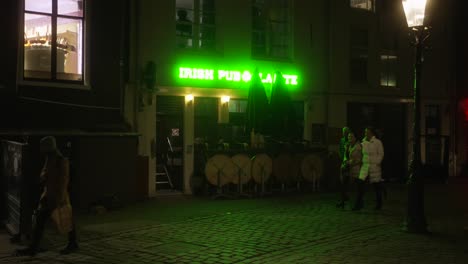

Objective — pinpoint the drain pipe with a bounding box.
[325,0,331,152]
[119,0,129,122]
[132,0,141,133]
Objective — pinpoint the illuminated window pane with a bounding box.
[25,0,52,14]
[229,100,247,113]
[176,0,215,50]
[176,7,194,48]
[58,0,84,17]
[23,0,86,83]
[380,54,397,87]
[24,14,52,79]
[57,17,83,81]
[350,0,374,12]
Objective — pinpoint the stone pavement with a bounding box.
[0,182,467,264]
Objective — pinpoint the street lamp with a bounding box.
[402,0,430,233]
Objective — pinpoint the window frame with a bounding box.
[228,99,247,127]
[380,51,398,87]
[350,0,375,12]
[425,105,440,135]
[19,0,90,88]
[350,28,369,85]
[175,0,216,51]
[251,0,292,60]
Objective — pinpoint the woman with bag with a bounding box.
[16,136,78,256]
[337,130,362,209]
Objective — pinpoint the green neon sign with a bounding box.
[178,67,298,86]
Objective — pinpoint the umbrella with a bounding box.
[269,71,298,139]
[245,69,270,135]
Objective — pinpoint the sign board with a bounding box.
[178,67,299,86]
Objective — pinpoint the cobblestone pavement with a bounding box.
[1,182,467,263]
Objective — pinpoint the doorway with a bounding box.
[347,102,407,182]
[156,96,185,191]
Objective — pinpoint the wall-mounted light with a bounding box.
[218,96,230,124]
[221,96,230,103]
[185,94,194,102]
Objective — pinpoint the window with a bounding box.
[194,97,218,143]
[425,105,440,135]
[229,99,247,126]
[350,0,375,11]
[311,124,325,145]
[228,99,247,113]
[380,53,397,87]
[23,0,85,82]
[176,0,215,50]
[292,101,304,138]
[252,0,290,59]
[350,29,368,84]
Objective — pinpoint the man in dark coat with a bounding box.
[15,136,78,256]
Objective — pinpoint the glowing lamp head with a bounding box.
[221,96,230,103]
[185,94,194,102]
[402,0,427,28]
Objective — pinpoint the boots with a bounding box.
[337,174,350,209]
[60,226,79,255]
[373,182,383,210]
[352,179,365,211]
[60,242,79,255]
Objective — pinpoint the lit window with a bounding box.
[229,99,247,113]
[252,0,290,59]
[176,0,215,50]
[380,53,398,87]
[23,0,85,82]
[350,0,375,11]
[228,99,247,127]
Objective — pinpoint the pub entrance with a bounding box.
[156,96,185,193]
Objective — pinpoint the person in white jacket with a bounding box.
[352,127,385,211]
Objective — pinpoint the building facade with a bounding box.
[0,0,142,211]
[1,0,463,205]
[128,0,459,196]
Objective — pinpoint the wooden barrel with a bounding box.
[290,153,304,182]
[230,154,252,185]
[205,154,236,186]
[273,153,293,183]
[251,153,272,184]
[301,154,323,183]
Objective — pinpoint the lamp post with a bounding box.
[402,0,430,233]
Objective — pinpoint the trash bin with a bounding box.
[0,150,6,224]
[2,140,35,240]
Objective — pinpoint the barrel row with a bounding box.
[204,153,323,187]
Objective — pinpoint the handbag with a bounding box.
[51,200,73,234]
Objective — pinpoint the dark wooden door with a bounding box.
[347,102,407,182]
